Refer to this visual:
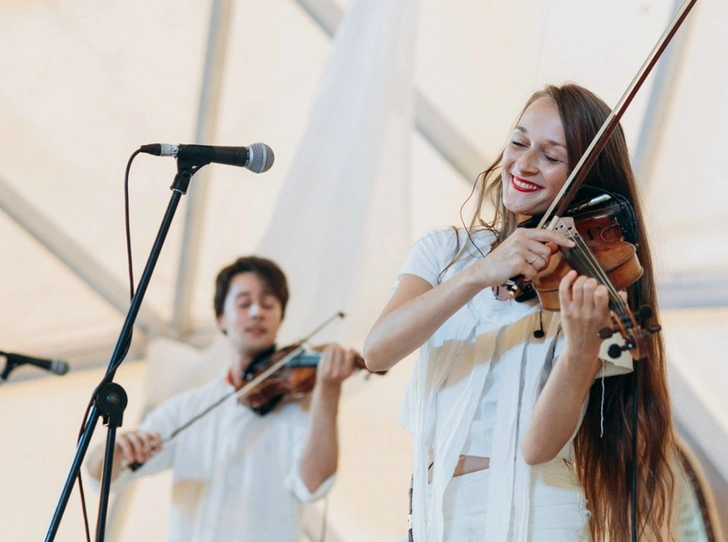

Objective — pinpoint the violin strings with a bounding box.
[562,228,621,302]
[559,225,613,290]
[571,236,622,301]
[570,236,630,319]
[560,224,632,325]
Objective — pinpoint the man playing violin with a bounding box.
[87,256,357,542]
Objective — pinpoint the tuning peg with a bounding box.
[638,305,654,323]
[608,343,629,359]
[646,324,661,334]
[598,327,616,339]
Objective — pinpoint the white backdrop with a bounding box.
[1,0,727,540]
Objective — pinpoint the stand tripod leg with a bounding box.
[45,166,196,541]
[96,425,117,542]
[44,182,187,542]
[94,382,128,542]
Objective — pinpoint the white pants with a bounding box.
[440,462,591,541]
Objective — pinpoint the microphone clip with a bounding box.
[0,353,23,382]
[172,158,207,194]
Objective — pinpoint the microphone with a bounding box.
[139,142,274,173]
[0,352,70,376]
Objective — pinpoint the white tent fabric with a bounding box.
[255,0,418,349]
[1,0,727,540]
[110,3,421,539]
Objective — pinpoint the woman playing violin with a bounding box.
[365,84,676,541]
[87,256,357,542]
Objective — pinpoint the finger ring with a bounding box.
[529,256,537,265]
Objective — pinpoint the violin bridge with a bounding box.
[554,217,578,238]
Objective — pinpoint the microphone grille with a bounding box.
[52,360,70,376]
[247,143,274,173]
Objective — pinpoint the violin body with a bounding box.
[240,345,381,416]
[512,193,656,360]
[241,346,319,415]
[532,201,643,311]
[513,192,639,302]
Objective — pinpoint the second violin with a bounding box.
[241,343,386,415]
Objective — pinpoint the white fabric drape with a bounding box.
[106,3,422,540]
[256,0,420,349]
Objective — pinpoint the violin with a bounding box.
[126,313,372,471]
[516,190,641,305]
[517,191,659,359]
[127,342,384,470]
[241,343,386,415]
[513,190,637,301]
[508,199,659,363]
[503,0,700,358]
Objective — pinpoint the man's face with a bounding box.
[217,272,283,357]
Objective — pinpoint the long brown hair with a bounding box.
[471,83,676,540]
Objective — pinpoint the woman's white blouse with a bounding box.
[394,227,632,542]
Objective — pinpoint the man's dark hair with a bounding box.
[213,256,289,318]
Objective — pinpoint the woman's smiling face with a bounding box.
[501,97,570,218]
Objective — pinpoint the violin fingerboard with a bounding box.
[286,353,322,368]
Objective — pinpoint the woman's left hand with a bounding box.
[558,270,611,362]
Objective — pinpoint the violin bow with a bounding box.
[537,0,699,231]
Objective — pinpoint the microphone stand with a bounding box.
[45,159,204,542]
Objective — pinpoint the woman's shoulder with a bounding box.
[398,226,497,287]
[414,226,495,253]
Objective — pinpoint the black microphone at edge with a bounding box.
[0,352,70,376]
[139,142,274,174]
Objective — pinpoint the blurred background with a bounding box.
[0,0,726,540]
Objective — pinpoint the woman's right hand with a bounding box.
[365,227,574,372]
[472,227,574,287]
[116,430,163,466]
